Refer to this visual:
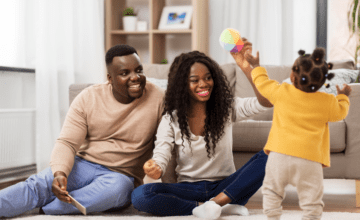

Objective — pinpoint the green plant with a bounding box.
[161,59,168,64]
[348,0,360,82]
[123,7,135,16]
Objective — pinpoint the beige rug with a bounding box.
[9,208,360,220]
[4,179,360,219]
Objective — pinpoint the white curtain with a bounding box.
[209,0,316,66]
[23,0,106,172]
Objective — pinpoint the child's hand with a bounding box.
[336,84,352,97]
[231,38,253,75]
[245,51,260,68]
[143,159,162,180]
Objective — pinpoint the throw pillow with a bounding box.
[146,77,168,90]
[282,69,359,95]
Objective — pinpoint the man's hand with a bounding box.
[52,171,71,203]
[336,84,352,97]
[230,38,253,76]
[143,159,162,180]
[245,51,260,68]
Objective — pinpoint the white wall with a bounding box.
[209,0,316,65]
[328,0,355,62]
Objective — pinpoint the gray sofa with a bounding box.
[69,59,360,207]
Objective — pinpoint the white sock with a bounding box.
[221,204,249,216]
[192,201,221,219]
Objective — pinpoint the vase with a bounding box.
[123,16,138,31]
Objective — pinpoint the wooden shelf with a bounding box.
[111,30,150,35]
[110,30,193,35]
[152,29,193,34]
[105,0,208,64]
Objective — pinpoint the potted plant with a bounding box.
[123,7,137,31]
[347,0,360,82]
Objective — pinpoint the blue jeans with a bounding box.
[0,156,134,217]
[132,150,268,216]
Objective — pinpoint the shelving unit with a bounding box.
[105,0,208,64]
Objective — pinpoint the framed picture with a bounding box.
[158,6,193,30]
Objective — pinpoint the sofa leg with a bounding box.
[357,180,360,208]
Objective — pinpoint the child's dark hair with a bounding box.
[292,48,334,93]
[164,51,233,159]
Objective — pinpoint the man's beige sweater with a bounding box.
[50,81,164,187]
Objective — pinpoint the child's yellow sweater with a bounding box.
[251,67,350,167]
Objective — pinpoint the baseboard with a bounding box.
[0,164,36,186]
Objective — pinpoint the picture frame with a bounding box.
[158,6,193,30]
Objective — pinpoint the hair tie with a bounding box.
[303,54,306,57]
[311,86,315,90]
[325,74,328,78]
[302,77,306,81]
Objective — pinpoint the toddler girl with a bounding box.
[245,48,351,220]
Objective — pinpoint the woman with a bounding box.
[131,40,273,219]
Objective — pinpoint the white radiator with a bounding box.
[0,109,36,169]
[0,70,36,180]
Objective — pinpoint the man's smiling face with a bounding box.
[107,53,146,104]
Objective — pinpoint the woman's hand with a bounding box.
[336,84,352,97]
[230,38,253,76]
[245,51,260,68]
[52,171,71,203]
[143,159,162,180]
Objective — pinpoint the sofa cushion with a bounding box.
[235,64,292,98]
[143,64,170,80]
[232,120,346,153]
[220,63,237,95]
[69,83,94,105]
[330,59,355,70]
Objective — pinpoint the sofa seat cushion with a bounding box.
[232,120,346,153]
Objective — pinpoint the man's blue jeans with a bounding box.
[0,156,134,217]
[132,150,268,216]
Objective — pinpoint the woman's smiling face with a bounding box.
[188,62,214,103]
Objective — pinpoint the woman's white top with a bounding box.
[152,97,269,183]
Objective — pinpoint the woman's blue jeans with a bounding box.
[132,150,268,216]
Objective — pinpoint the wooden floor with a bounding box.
[245,179,360,213]
[1,178,359,213]
[0,177,27,190]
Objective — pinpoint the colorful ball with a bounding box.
[219,28,244,53]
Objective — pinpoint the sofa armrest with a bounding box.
[344,83,360,179]
[69,83,94,105]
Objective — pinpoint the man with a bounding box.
[0,45,164,217]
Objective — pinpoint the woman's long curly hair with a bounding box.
[164,51,233,158]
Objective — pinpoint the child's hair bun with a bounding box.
[326,72,335,80]
[311,48,325,65]
[328,63,333,70]
[299,74,308,85]
[298,50,306,56]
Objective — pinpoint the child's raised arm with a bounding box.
[231,43,273,108]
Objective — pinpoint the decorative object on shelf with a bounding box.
[347,0,360,82]
[158,6,193,30]
[219,28,244,53]
[123,7,137,31]
[161,59,168,64]
[137,21,147,31]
